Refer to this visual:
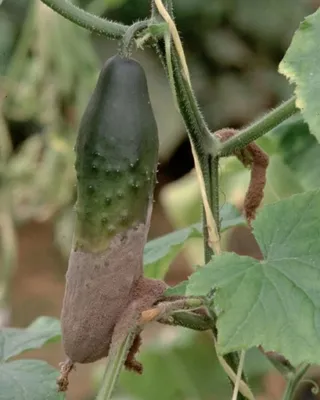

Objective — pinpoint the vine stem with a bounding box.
[95,299,211,400]
[232,350,246,400]
[151,0,221,246]
[153,0,221,256]
[96,332,136,400]
[152,2,253,399]
[119,19,150,57]
[215,96,298,157]
[211,333,254,400]
[40,0,128,38]
[282,364,310,400]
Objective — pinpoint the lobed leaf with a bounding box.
[0,317,61,362]
[187,190,320,365]
[0,360,64,400]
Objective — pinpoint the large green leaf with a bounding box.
[0,360,64,400]
[0,317,61,362]
[143,203,245,279]
[279,8,320,143]
[187,190,320,365]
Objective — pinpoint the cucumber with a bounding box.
[59,55,166,380]
[74,54,159,252]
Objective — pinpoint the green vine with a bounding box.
[282,364,310,400]
[215,96,298,157]
[96,332,136,400]
[40,0,128,38]
[119,19,150,57]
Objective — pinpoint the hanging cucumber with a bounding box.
[74,55,159,252]
[58,55,166,391]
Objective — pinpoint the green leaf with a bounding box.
[164,280,188,296]
[143,203,245,279]
[219,203,246,231]
[264,155,304,202]
[0,360,64,400]
[279,8,320,143]
[144,223,202,279]
[187,189,320,365]
[0,317,61,362]
[271,114,320,189]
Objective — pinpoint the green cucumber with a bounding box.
[74,54,158,252]
[59,55,166,375]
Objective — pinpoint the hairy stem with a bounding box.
[159,310,213,331]
[153,35,218,258]
[96,332,136,400]
[40,0,127,38]
[152,3,255,400]
[162,40,221,257]
[215,97,298,157]
[120,19,150,57]
[151,2,255,399]
[205,156,220,262]
[152,1,221,259]
[282,364,310,400]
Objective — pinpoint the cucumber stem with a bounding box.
[120,19,150,58]
[151,2,250,399]
[96,332,136,400]
[40,0,128,38]
[282,364,310,400]
[215,96,298,157]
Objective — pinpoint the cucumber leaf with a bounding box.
[144,203,245,279]
[0,360,64,400]
[187,190,320,365]
[0,317,61,362]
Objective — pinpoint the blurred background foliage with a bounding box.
[1,0,320,399]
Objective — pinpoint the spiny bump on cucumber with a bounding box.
[116,190,124,199]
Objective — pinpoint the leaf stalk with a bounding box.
[214,97,298,157]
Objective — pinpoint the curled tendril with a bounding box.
[301,378,320,395]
